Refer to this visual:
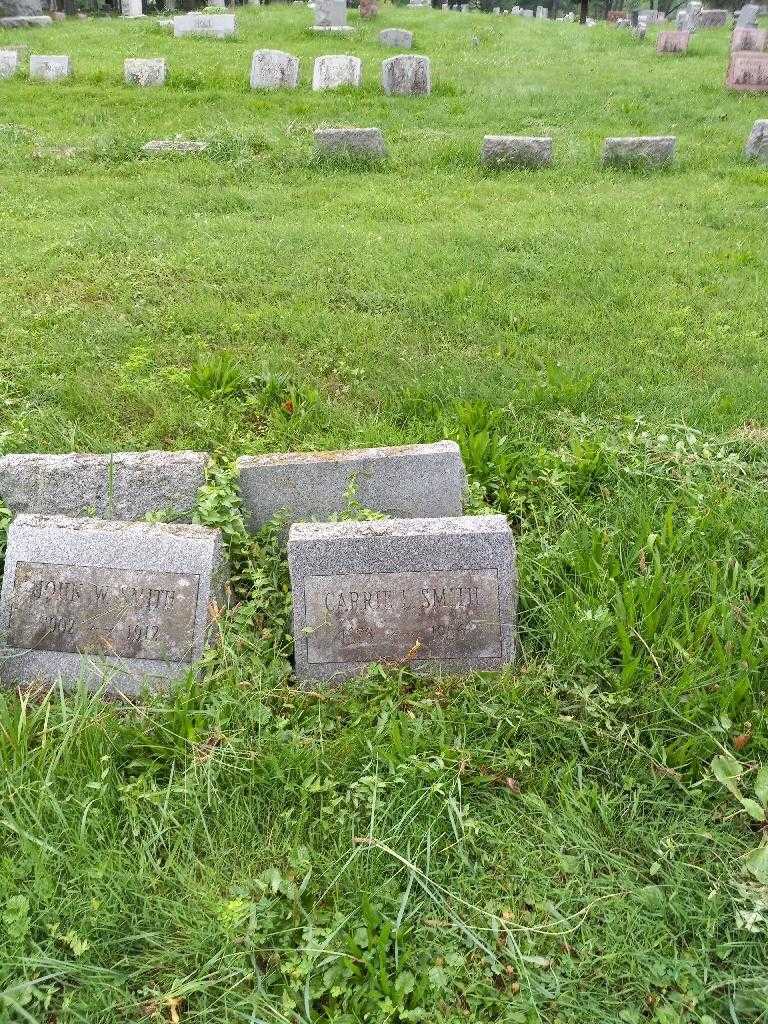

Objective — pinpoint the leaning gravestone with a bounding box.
[379,28,413,48]
[29,55,71,82]
[731,26,768,49]
[250,49,300,89]
[124,58,166,86]
[0,516,228,693]
[288,515,517,683]
[0,49,19,78]
[0,451,209,521]
[726,49,768,88]
[0,0,52,27]
[603,135,677,166]
[381,54,431,95]
[656,30,691,51]
[736,3,759,27]
[237,441,465,533]
[173,13,235,37]
[313,0,353,32]
[315,127,387,158]
[481,135,553,168]
[745,118,768,160]
[312,53,362,89]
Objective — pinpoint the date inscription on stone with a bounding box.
[8,562,200,663]
[302,569,502,665]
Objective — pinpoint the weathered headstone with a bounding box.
[481,135,553,168]
[237,441,466,533]
[312,53,362,89]
[656,29,690,51]
[726,49,768,88]
[607,10,628,22]
[736,3,759,27]
[603,135,677,166]
[745,118,768,160]
[249,49,300,89]
[699,9,728,27]
[0,451,209,520]
[288,515,517,683]
[121,0,143,17]
[731,26,768,49]
[535,5,548,17]
[0,0,52,27]
[359,0,379,17]
[124,58,166,86]
[381,53,431,95]
[379,27,413,48]
[0,49,19,79]
[29,55,71,82]
[0,516,228,693]
[315,126,387,158]
[142,138,208,154]
[313,0,352,31]
[173,13,235,37]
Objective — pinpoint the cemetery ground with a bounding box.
[1,6,768,1023]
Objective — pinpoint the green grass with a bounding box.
[1,7,768,1023]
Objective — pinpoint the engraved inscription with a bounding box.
[303,569,502,666]
[727,52,768,90]
[8,562,200,663]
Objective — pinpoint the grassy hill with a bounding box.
[0,7,767,1023]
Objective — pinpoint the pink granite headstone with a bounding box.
[656,30,691,52]
[726,50,768,89]
[731,27,768,52]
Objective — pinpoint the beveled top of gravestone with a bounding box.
[237,441,466,531]
[0,451,209,521]
[288,514,516,682]
[0,515,228,694]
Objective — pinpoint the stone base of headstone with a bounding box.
[481,135,553,168]
[603,135,677,167]
[0,15,52,26]
[315,127,387,158]
[142,138,209,154]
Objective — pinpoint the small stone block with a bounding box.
[379,28,413,48]
[603,135,677,167]
[237,441,466,533]
[312,53,362,90]
[656,30,690,51]
[250,48,299,89]
[0,49,19,79]
[29,54,70,81]
[381,53,431,95]
[727,50,768,89]
[481,135,553,168]
[124,57,166,86]
[0,516,228,694]
[745,118,768,159]
[0,451,209,521]
[288,514,517,683]
[315,126,387,158]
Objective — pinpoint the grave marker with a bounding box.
[29,54,70,81]
[731,26,768,49]
[313,0,353,32]
[726,49,768,88]
[481,135,553,168]
[173,13,235,38]
[381,53,431,95]
[250,49,300,89]
[0,49,19,79]
[315,127,387,158]
[237,441,465,533]
[124,58,166,87]
[656,30,691,51]
[379,28,413,48]
[603,135,677,166]
[288,515,517,682]
[736,3,759,27]
[0,516,228,693]
[745,118,768,160]
[312,53,362,89]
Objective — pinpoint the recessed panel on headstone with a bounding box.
[237,441,466,532]
[0,516,228,694]
[288,515,517,682]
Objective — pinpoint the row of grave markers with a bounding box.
[0,443,516,693]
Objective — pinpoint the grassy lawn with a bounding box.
[1,6,768,1023]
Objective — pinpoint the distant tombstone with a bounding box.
[656,29,690,51]
[312,53,362,89]
[313,0,352,31]
[0,516,228,694]
[731,25,768,49]
[379,27,413,47]
[124,57,166,86]
[522,8,534,15]
[535,5,547,17]
[29,54,70,81]
[0,452,209,520]
[736,3,759,26]
[726,49,768,88]
[249,49,299,88]
[0,49,19,78]
[288,515,517,683]
[493,6,501,13]
[121,0,142,17]
[381,53,431,95]
[481,135,553,167]
[173,13,235,37]
[359,0,378,16]
[607,10,628,22]
[745,118,768,160]
[142,138,208,153]
[238,442,465,532]
[699,9,728,27]
[209,0,225,6]
[0,0,52,27]
[602,135,677,166]
[315,127,387,158]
